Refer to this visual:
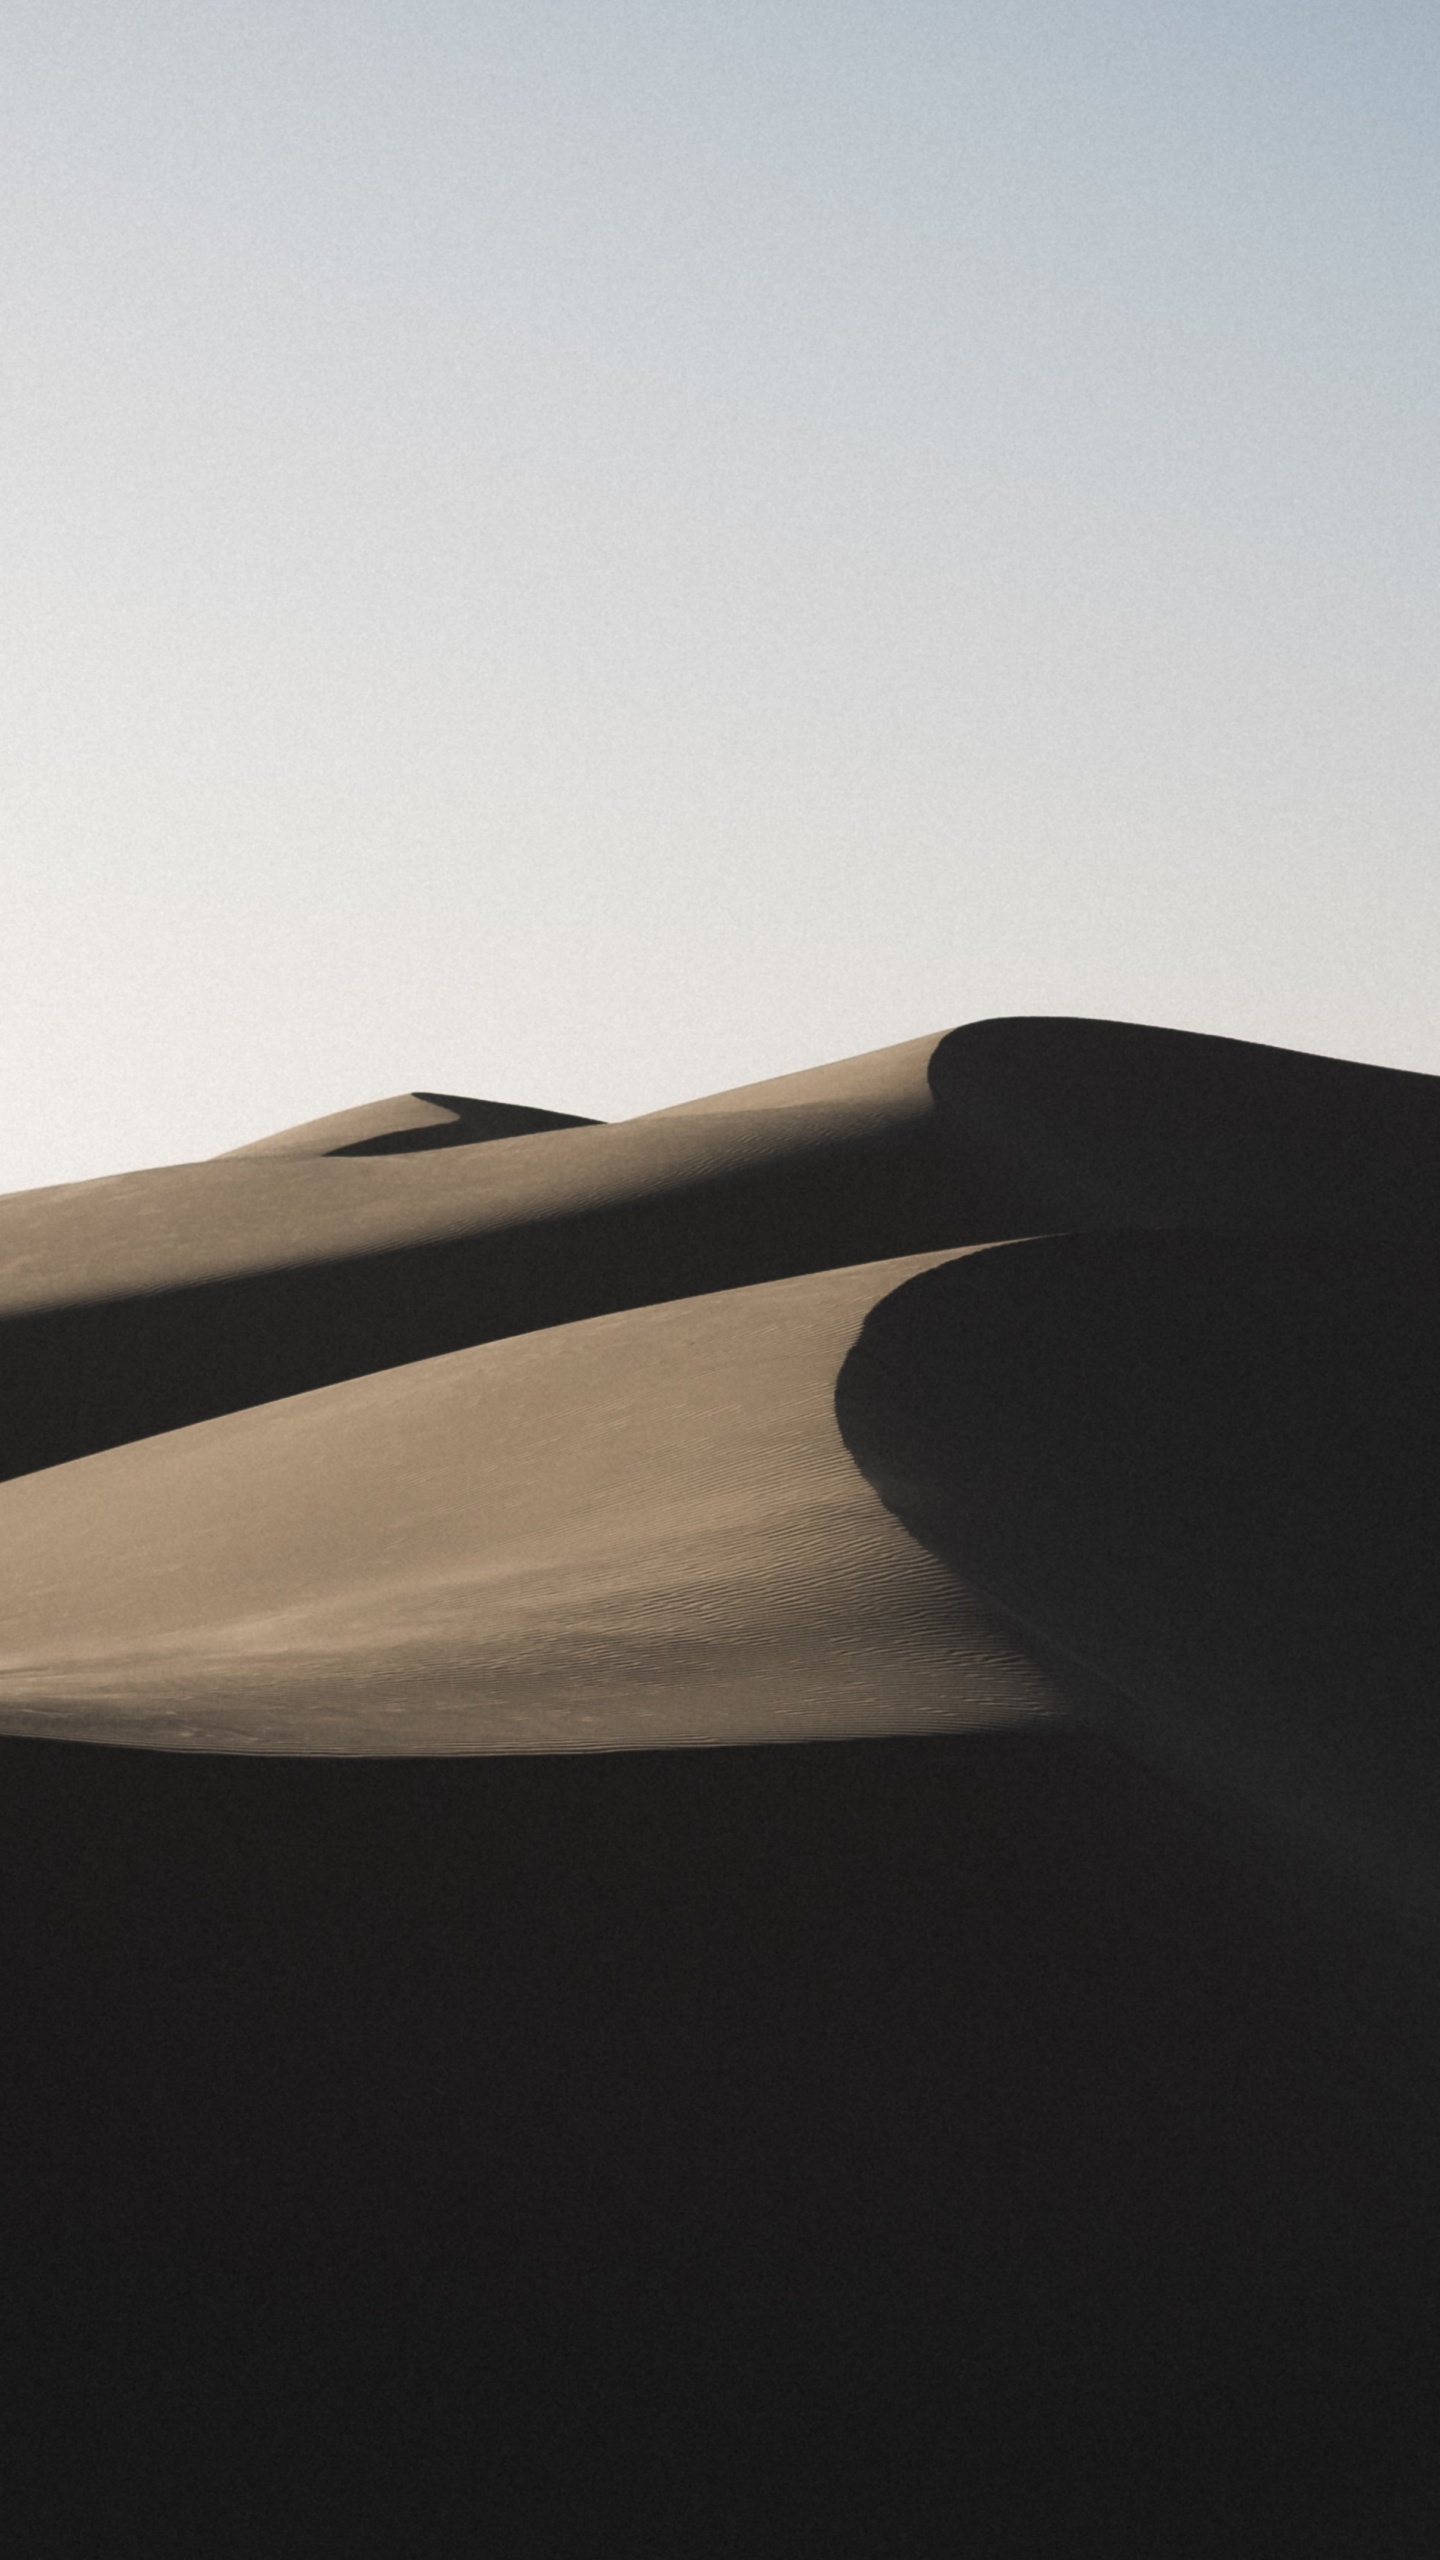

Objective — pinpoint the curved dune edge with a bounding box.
[836,1232,1440,1958]
[930,1015,1440,1236]
[0,1250,1061,1753]
[0,1034,962,1480]
[9,1016,1440,1774]
[0,1032,948,1318]
[11,1015,1440,1486]
[216,1090,601,1158]
[13,1023,1440,2550]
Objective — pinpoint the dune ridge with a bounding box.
[931,1014,1440,1234]
[0,1035,961,1480]
[216,1089,600,1158]
[9,1012,1440,2547]
[8,1013,1440,1793]
[0,1249,1057,1753]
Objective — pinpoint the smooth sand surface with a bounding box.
[0,1033,947,1317]
[0,1250,1057,1752]
[8,1014,1440,1804]
[9,1016,1436,1486]
[217,1089,600,1157]
[9,1014,1440,2546]
[0,1034,964,1478]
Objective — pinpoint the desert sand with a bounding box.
[0,1250,1057,1753]
[0,1032,963,1479]
[6,1016,1440,2550]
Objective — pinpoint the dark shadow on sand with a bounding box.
[5,1727,1439,2552]
[835,1232,1440,1985]
[930,1015,1440,1235]
[329,1092,600,1154]
[0,1114,960,1481]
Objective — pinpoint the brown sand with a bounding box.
[0,1250,1056,1753]
[216,1089,600,1157]
[0,1034,963,1478]
[8,1016,1440,2549]
[10,1015,1440,1488]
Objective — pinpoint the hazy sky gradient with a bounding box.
[5,2,1439,1188]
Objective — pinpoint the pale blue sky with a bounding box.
[5,2,1439,1187]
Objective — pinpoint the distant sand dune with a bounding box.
[7,1018,1440,1920]
[0,1035,965,1478]
[216,1089,600,1158]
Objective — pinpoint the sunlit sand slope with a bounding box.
[9,1019,1440,2542]
[217,1090,599,1157]
[0,1249,1056,1753]
[0,1035,963,1479]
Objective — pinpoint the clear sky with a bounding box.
[4,2,1439,1189]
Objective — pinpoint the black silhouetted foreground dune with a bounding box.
[6,1018,1440,2553]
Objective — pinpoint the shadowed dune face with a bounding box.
[216,1090,600,1158]
[836,1233,1440,1967]
[0,1250,1058,1753]
[10,1726,1440,2551]
[931,1015,1440,1236]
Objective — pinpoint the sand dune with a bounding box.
[8,1015,1434,1487]
[217,1089,600,1157]
[6,1013,1440,1798]
[9,1013,1440,2545]
[7,1014,1440,1832]
[0,1034,963,1479]
[0,1249,1056,1752]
